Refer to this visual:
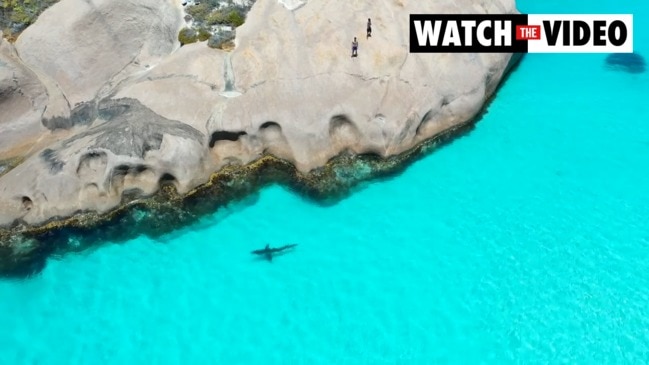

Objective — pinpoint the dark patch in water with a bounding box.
[0,237,54,278]
[605,53,646,74]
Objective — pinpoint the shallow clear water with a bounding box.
[1,1,648,364]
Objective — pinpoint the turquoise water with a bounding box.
[1,1,648,363]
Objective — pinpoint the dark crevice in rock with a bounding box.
[329,114,354,129]
[21,196,33,210]
[76,151,108,177]
[415,109,435,135]
[109,164,150,182]
[259,121,281,131]
[159,173,177,185]
[209,130,247,147]
[158,173,179,191]
[329,114,362,147]
[112,164,131,176]
[134,165,149,174]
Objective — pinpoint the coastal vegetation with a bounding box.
[0,0,59,41]
[181,0,252,49]
[0,0,249,46]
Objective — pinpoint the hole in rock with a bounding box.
[21,196,33,211]
[209,131,247,148]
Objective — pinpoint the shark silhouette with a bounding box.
[251,244,298,262]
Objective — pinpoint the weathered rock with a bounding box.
[113,42,226,133]
[0,0,519,227]
[0,37,50,157]
[15,0,184,108]
[0,98,206,225]
[218,0,518,170]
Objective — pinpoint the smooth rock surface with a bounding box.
[0,0,518,227]
[15,0,183,112]
[0,37,49,157]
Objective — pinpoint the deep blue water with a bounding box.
[1,1,648,363]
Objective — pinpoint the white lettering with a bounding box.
[442,22,461,46]
[414,20,442,46]
[477,21,490,46]
[461,20,477,46]
[529,14,633,53]
[494,20,511,46]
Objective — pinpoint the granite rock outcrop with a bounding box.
[0,0,519,227]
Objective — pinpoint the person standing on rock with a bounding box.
[367,18,372,39]
[352,37,359,57]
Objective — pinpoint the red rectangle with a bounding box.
[516,25,541,40]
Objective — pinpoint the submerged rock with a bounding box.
[0,0,519,229]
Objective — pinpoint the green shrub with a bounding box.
[207,30,235,49]
[205,8,244,27]
[9,7,31,24]
[185,3,210,23]
[197,27,211,42]
[227,10,244,27]
[1,0,60,36]
[206,10,226,25]
[178,27,198,45]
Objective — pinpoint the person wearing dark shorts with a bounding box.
[367,18,372,39]
[352,37,358,57]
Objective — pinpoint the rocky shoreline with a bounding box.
[0,0,521,276]
[0,114,479,278]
